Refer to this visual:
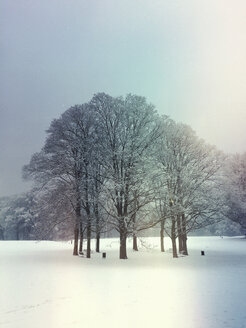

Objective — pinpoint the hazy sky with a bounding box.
[1,0,246,197]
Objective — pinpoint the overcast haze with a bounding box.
[1,0,246,197]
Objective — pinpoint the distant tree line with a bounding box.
[1,93,245,259]
[0,193,36,240]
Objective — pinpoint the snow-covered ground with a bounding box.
[0,236,246,328]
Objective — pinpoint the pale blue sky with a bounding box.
[1,0,246,196]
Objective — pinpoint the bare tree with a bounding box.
[223,153,246,235]
[23,103,105,257]
[155,119,224,257]
[91,93,161,259]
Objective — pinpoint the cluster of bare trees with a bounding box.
[222,153,246,235]
[153,121,224,257]
[23,93,162,259]
[22,92,245,259]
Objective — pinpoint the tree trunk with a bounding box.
[171,236,178,258]
[171,216,178,258]
[177,215,183,253]
[181,214,188,255]
[96,233,100,253]
[73,223,79,255]
[120,230,128,259]
[79,219,83,253]
[79,236,83,253]
[95,202,100,253]
[86,218,91,258]
[182,234,188,255]
[133,234,138,251]
[74,199,81,256]
[84,167,91,259]
[132,193,138,251]
[160,219,165,252]
[119,186,129,259]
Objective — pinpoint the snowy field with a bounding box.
[0,236,246,328]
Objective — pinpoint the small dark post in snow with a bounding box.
[201,250,205,256]
[102,252,106,258]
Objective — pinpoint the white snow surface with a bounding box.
[0,236,246,328]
